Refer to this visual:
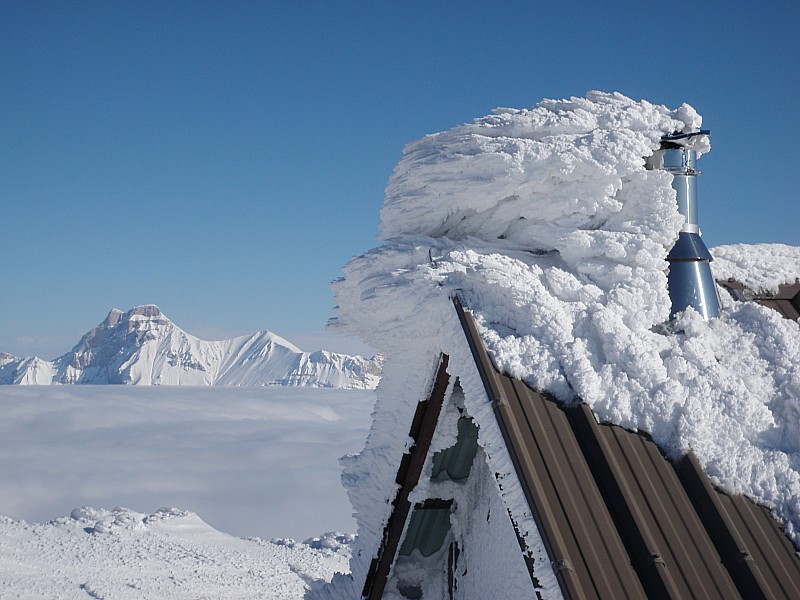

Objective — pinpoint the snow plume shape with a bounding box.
[331,89,800,578]
[380,90,700,250]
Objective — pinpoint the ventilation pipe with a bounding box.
[647,131,720,320]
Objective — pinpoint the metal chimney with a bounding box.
[647,131,720,320]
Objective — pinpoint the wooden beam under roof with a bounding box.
[361,355,450,600]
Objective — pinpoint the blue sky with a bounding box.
[2,0,797,359]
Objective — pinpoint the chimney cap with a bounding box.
[661,130,710,150]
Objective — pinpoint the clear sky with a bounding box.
[2,0,797,359]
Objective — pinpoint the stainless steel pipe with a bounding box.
[648,132,720,320]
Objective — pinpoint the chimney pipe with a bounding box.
[647,131,720,320]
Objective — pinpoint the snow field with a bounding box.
[0,507,351,599]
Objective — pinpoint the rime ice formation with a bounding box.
[323,92,800,598]
[712,243,800,293]
[0,305,380,389]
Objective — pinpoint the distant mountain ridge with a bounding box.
[0,305,380,389]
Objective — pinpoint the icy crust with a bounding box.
[317,321,560,600]
[326,247,563,599]
[330,92,800,593]
[381,91,699,250]
[712,243,800,293]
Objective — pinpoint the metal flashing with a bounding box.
[718,280,800,321]
[667,232,714,261]
[361,355,451,600]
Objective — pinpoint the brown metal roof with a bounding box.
[455,297,800,599]
[453,299,647,598]
[360,297,800,599]
[718,280,800,321]
[676,452,800,599]
[569,403,742,599]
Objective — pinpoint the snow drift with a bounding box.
[324,91,800,598]
[0,305,380,389]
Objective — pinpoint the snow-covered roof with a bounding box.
[325,91,800,599]
[454,301,800,599]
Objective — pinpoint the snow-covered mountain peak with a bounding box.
[61,305,179,381]
[1,307,380,389]
[101,305,163,327]
[243,330,304,355]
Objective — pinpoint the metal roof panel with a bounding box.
[455,297,800,599]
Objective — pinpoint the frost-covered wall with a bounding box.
[325,91,800,598]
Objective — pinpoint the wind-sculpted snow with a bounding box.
[381,90,702,250]
[328,91,800,595]
[0,305,380,389]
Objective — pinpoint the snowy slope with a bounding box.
[0,507,351,599]
[0,305,380,389]
[0,353,54,384]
